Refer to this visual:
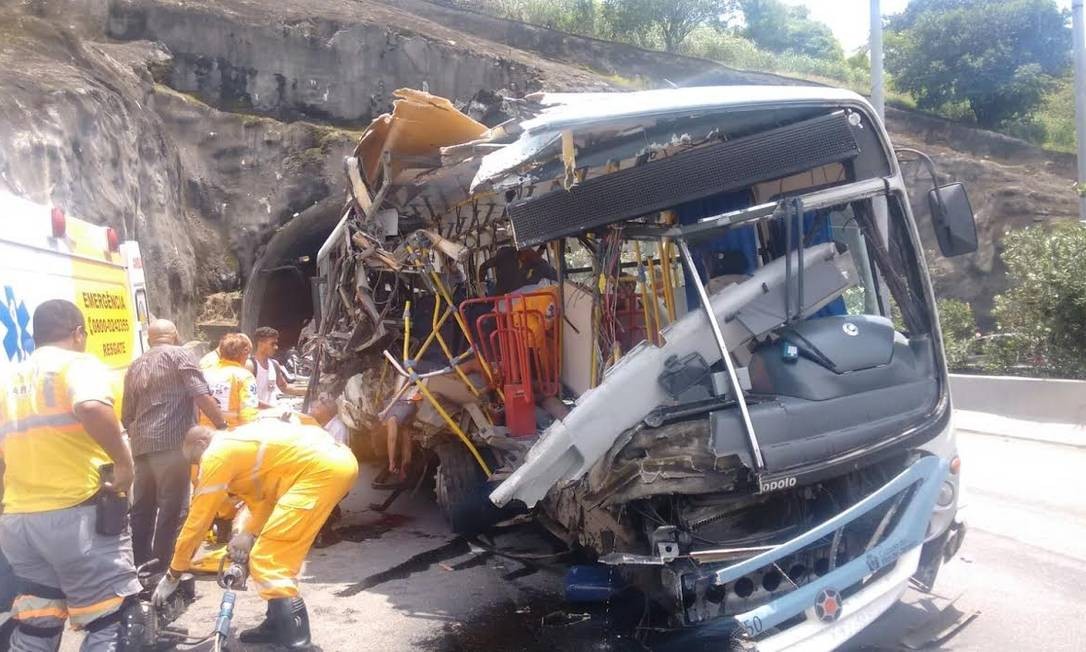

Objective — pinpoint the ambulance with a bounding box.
[0,191,151,406]
[0,192,151,643]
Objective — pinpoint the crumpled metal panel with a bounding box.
[489,243,854,509]
[355,88,487,186]
[724,455,946,649]
[471,85,870,191]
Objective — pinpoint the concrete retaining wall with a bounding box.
[950,374,1086,424]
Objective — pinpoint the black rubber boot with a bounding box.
[238,602,276,644]
[269,596,311,650]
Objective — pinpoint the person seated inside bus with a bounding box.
[377,355,488,487]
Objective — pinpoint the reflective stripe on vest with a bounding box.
[251,576,298,594]
[0,412,82,438]
[194,483,229,497]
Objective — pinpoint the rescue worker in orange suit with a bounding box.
[153,420,358,648]
[197,332,258,538]
[0,299,142,650]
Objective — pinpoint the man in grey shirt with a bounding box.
[122,319,227,567]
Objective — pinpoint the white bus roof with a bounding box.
[473,85,874,191]
[521,85,871,133]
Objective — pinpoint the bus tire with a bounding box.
[435,442,486,534]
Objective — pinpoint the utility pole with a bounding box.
[870,0,885,120]
[1074,0,1086,221]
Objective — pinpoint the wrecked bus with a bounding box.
[300,86,974,649]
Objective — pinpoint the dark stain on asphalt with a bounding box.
[449,551,494,571]
[335,512,414,543]
[335,537,471,597]
[418,588,653,652]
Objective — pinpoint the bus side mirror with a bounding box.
[929,182,977,257]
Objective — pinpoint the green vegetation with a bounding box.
[936,225,1086,379]
[601,0,727,53]
[937,298,977,372]
[444,0,1073,154]
[463,0,601,37]
[885,0,1069,128]
[739,0,842,61]
[1036,76,1075,153]
[987,224,1086,377]
[885,0,1071,150]
[679,25,863,86]
[922,227,1086,379]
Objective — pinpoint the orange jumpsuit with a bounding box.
[170,420,358,599]
[196,359,259,522]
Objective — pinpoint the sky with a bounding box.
[781,0,1073,54]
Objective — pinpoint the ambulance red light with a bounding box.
[106,227,121,252]
[51,207,66,238]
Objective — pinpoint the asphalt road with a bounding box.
[58,429,1086,651]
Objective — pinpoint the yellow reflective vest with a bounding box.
[0,346,115,513]
[200,359,257,428]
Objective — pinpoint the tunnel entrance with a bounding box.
[241,197,343,351]
[254,262,316,350]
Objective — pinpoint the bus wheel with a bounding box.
[435,442,487,534]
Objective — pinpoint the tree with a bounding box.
[601,0,735,53]
[739,0,844,61]
[1037,76,1075,152]
[936,298,976,371]
[885,0,1071,128]
[990,224,1086,377]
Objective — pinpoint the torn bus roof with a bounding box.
[469,85,872,193]
[354,88,488,188]
[345,86,879,250]
[518,86,866,132]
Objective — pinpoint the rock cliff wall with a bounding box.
[888,109,1077,327]
[0,17,212,327]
